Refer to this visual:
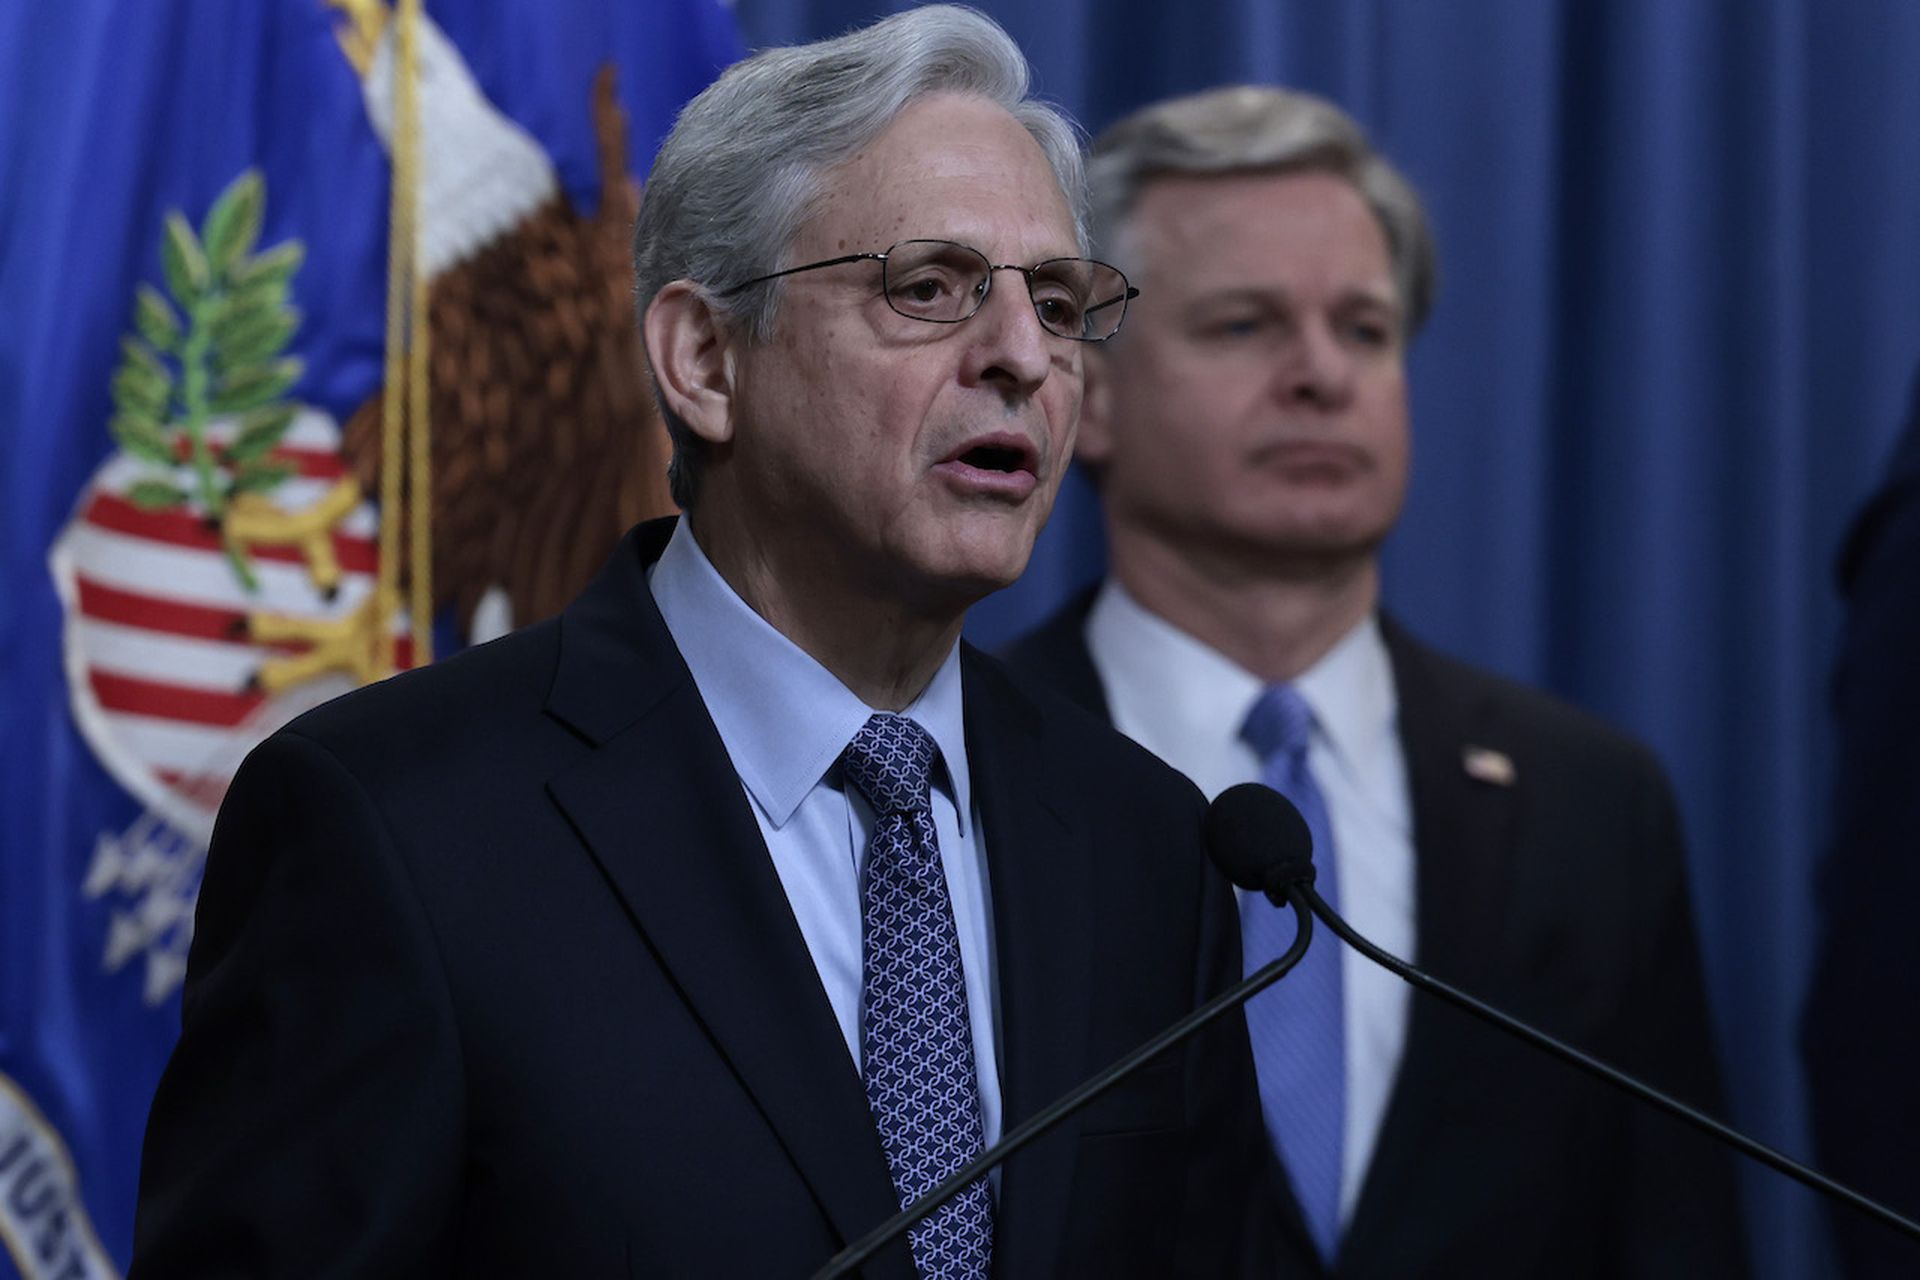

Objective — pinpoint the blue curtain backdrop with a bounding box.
[732,2,1920,1275]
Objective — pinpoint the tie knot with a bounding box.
[1241,683,1315,762]
[842,713,937,816]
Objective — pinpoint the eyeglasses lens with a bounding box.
[881,241,1130,340]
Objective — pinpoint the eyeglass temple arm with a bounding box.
[1087,287,1141,317]
[720,252,884,296]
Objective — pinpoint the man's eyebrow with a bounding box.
[1184,286,1286,312]
[1180,285,1404,329]
[1189,283,1399,309]
[1338,285,1401,312]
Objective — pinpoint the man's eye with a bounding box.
[1208,316,1266,339]
[1347,320,1393,348]
[1032,290,1085,333]
[889,267,977,318]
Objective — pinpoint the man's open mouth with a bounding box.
[944,433,1038,475]
[959,443,1027,473]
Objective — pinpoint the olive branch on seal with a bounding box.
[107,169,308,591]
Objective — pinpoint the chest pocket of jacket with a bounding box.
[1075,1055,1184,1138]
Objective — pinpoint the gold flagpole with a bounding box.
[377,0,432,674]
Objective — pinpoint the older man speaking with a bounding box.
[129,8,1270,1279]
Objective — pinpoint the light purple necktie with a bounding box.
[844,712,992,1279]
[1239,684,1346,1263]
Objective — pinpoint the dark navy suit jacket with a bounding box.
[130,519,1272,1279]
[1803,375,1920,1279]
[1005,600,1748,1278]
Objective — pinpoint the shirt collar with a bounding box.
[648,517,971,830]
[1088,578,1264,757]
[1089,578,1398,801]
[1290,611,1399,799]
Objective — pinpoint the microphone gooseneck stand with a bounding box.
[1206,779,1920,1249]
[811,883,1316,1280]
[1292,878,1920,1246]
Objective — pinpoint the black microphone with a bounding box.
[1204,775,1315,900]
[812,798,1317,1280]
[1208,780,1920,1248]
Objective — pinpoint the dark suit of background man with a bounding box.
[1005,85,1748,1278]
[129,9,1273,1277]
[1802,370,1920,1280]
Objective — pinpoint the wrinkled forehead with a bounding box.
[805,93,1080,264]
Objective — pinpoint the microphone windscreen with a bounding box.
[1204,783,1315,895]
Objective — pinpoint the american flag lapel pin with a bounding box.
[1463,745,1517,787]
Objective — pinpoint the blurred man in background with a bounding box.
[1006,84,1747,1277]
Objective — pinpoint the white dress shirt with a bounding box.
[1085,579,1414,1223]
[648,517,1003,1147]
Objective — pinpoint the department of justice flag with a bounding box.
[0,3,739,1274]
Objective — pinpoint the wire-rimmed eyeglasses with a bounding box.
[721,239,1139,342]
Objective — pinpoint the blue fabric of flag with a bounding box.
[0,4,739,1274]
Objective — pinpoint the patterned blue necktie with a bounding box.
[843,713,993,1279]
[1239,684,1346,1263]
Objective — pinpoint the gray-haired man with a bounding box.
[1007,85,1748,1277]
[132,12,1271,1278]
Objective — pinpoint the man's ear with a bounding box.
[1074,345,1116,469]
[643,280,740,446]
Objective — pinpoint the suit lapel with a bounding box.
[1001,587,1111,721]
[961,650,1091,1280]
[543,521,912,1279]
[1339,618,1521,1271]
[1385,618,1521,995]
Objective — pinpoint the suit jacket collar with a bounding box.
[1379,614,1522,994]
[960,648,1091,1280]
[544,521,1093,1278]
[1337,615,1523,1274]
[1000,585,1111,722]
[544,519,913,1279]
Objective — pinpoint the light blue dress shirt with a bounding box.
[648,517,1003,1148]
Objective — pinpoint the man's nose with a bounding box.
[1276,317,1356,409]
[963,267,1056,398]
